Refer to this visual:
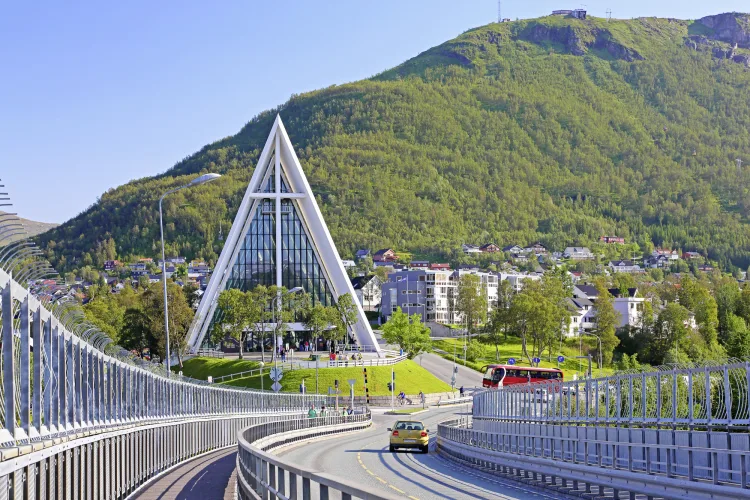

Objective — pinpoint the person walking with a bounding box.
[459,386,465,397]
[307,405,317,419]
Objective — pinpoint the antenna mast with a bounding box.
[498,0,501,23]
[606,9,612,22]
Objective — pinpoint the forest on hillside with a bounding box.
[37,14,750,273]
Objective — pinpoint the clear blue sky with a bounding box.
[1,0,746,223]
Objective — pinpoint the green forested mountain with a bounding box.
[39,12,750,271]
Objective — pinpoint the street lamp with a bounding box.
[159,173,221,375]
[580,332,603,373]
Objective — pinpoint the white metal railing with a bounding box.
[472,361,750,428]
[437,418,750,499]
[236,413,402,500]
[0,267,325,449]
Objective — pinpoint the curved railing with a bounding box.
[0,267,326,498]
[236,413,402,500]
[472,361,750,429]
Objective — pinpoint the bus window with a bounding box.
[492,367,505,381]
[484,367,494,379]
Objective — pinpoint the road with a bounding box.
[276,407,554,500]
[415,353,481,391]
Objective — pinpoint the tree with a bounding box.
[726,313,750,358]
[484,280,515,360]
[456,274,487,333]
[217,289,251,359]
[119,307,156,357]
[644,303,691,365]
[305,304,331,343]
[511,276,569,364]
[141,281,194,370]
[381,307,432,359]
[334,293,359,346]
[465,339,484,362]
[268,286,308,359]
[592,279,621,365]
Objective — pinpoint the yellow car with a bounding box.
[388,420,429,453]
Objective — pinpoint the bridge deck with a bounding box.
[132,448,236,500]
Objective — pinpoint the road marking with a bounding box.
[388,485,405,494]
[366,469,375,476]
[376,477,388,484]
[408,497,420,500]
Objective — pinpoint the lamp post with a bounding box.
[581,332,603,373]
[271,286,304,380]
[159,173,221,375]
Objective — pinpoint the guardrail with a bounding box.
[195,348,225,358]
[437,418,750,500]
[472,360,750,429]
[236,413,402,500]
[213,362,299,383]
[326,349,406,367]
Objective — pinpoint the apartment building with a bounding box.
[380,269,537,325]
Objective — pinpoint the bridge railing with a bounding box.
[236,412,402,500]
[0,267,325,449]
[437,418,750,499]
[472,361,750,428]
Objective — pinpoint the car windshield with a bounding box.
[395,421,424,431]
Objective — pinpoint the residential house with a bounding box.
[355,249,371,260]
[351,275,382,312]
[341,260,356,269]
[573,285,599,301]
[575,284,645,328]
[608,288,645,329]
[409,261,430,269]
[104,260,121,271]
[563,247,595,260]
[373,248,397,262]
[644,255,670,269]
[608,260,642,273]
[564,297,597,337]
[129,262,147,272]
[502,245,523,254]
[462,244,482,255]
[480,243,501,253]
[188,262,211,275]
[429,263,451,271]
[698,264,715,272]
[600,236,625,244]
[683,251,702,260]
[653,249,679,261]
[524,243,548,255]
[158,256,187,267]
[139,258,154,264]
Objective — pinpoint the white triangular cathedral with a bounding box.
[187,116,381,353]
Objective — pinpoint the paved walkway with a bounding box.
[131,448,236,500]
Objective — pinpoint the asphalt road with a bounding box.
[276,407,555,500]
[414,353,482,391]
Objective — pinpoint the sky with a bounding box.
[1,0,747,224]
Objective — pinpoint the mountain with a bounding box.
[37,12,750,272]
[0,213,58,246]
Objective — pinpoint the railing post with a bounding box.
[1,281,17,444]
[302,477,311,500]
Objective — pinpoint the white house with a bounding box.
[351,275,382,312]
[462,244,482,255]
[565,297,597,337]
[608,260,642,273]
[341,260,356,269]
[564,247,594,260]
[609,288,645,328]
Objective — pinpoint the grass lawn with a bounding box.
[176,358,260,380]
[220,359,452,396]
[433,338,615,379]
[388,408,426,415]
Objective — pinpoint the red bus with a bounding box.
[481,365,563,388]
